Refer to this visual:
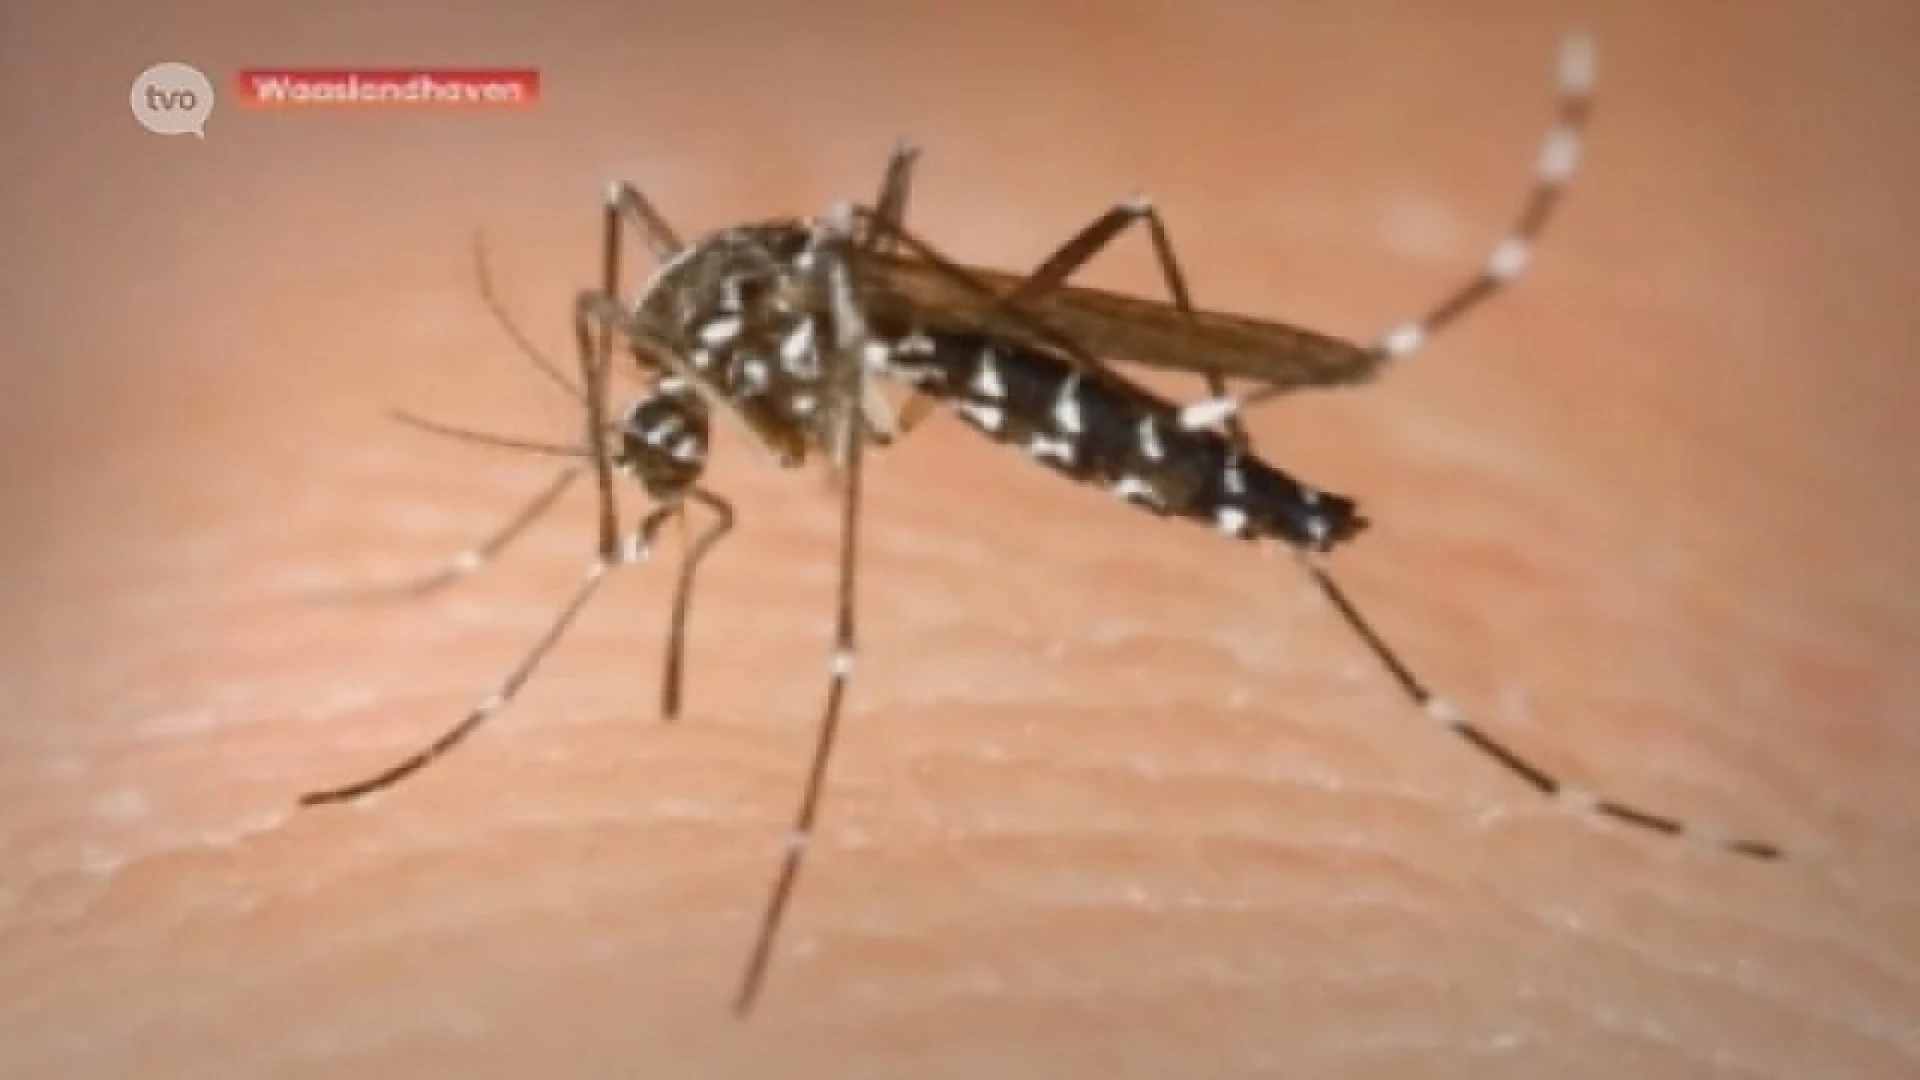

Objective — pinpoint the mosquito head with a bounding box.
[615,375,711,503]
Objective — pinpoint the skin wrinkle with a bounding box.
[3,1,1917,1077]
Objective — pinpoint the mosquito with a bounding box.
[301,33,1785,1017]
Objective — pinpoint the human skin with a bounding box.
[2,1,1916,1077]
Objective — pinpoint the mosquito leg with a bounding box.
[350,172,686,606]
[329,464,584,603]
[1008,196,1253,451]
[1294,550,1782,861]
[1182,33,1597,428]
[575,177,641,557]
[385,409,592,459]
[859,140,944,439]
[850,206,1129,391]
[866,140,920,257]
[303,182,652,804]
[481,173,683,407]
[310,409,593,604]
[1358,34,1595,373]
[572,299,622,559]
[341,184,651,605]
[734,214,872,1016]
[607,180,684,263]
[299,518,660,805]
[654,487,737,722]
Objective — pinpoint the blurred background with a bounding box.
[1,2,1915,1077]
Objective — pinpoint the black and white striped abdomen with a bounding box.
[891,329,1366,552]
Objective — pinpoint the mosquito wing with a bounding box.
[857,253,1388,395]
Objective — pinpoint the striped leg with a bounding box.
[1181,33,1596,430]
[1362,34,1593,371]
[733,208,876,1016]
[298,515,665,805]
[657,487,736,721]
[301,195,649,804]
[1007,195,1254,451]
[334,177,695,602]
[850,205,1140,392]
[1297,551,1783,861]
[863,141,951,440]
[331,463,585,602]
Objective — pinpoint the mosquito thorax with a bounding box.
[627,219,848,467]
[633,221,822,354]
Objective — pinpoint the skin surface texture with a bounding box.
[2,2,1916,1077]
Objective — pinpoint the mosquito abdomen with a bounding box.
[894,329,1364,553]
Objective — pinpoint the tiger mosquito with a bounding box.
[302,33,1784,1017]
